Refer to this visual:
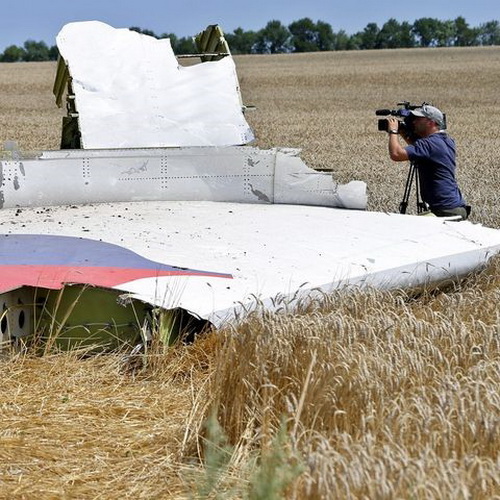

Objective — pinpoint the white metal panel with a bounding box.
[56,21,254,148]
[0,147,367,209]
[274,148,367,209]
[1,201,499,327]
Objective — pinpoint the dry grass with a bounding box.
[0,339,219,498]
[212,256,500,498]
[0,47,499,498]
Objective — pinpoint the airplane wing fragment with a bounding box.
[1,201,499,330]
[1,21,499,350]
[54,21,254,148]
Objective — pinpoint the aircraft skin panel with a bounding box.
[56,21,254,148]
[274,149,366,208]
[0,147,367,210]
[1,201,499,327]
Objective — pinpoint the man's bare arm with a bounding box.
[387,117,409,162]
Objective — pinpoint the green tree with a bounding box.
[129,26,158,38]
[453,16,479,46]
[316,20,336,51]
[376,18,403,48]
[434,20,455,46]
[348,32,362,50]
[413,17,442,47]
[398,21,416,48]
[288,17,320,52]
[358,23,380,49]
[332,30,353,51]
[1,44,26,62]
[254,20,291,53]
[48,45,59,61]
[174,36,196,54]
[478,20,500,45]
[225,27,258,54]
[23,40,50,61]
[159,32,177,42]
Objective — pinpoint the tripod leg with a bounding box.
[413,165,428,214]
[399,164,414,214]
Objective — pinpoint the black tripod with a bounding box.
[399,161,428,214]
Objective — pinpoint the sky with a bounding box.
[0,0,498,51]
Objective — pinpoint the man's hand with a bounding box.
[387,117,409,161]
[387,117,399,133]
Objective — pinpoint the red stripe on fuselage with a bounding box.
[0,265,232,292]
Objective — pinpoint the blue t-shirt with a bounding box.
[405,133,466,210]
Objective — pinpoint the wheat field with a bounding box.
[0,47,499,498]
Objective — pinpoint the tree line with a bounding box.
[1,16,499,62]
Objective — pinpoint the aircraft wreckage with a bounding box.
[0,21,499,350]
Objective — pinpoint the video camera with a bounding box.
[376,101,430,141]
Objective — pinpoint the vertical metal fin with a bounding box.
[194,25,231,62]
[53,56,81,149]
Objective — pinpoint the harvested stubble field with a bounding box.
[0,47,499,499]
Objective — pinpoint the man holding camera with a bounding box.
[386,104,469,220]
